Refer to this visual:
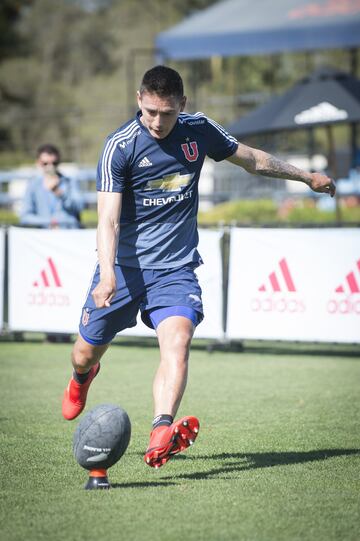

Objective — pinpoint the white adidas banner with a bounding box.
[8,227,98,333]
[8,227,223,339]
[195,228,224,338]
[227,228,360,343]
[0,228,5,329]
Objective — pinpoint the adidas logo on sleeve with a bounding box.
[138,156,152,167]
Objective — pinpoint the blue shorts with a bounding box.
[79,264,204,345]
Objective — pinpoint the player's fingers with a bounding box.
[96,297,111,308]
[104,292,115,308]
[92,291,108,308]
[329,180,336,197]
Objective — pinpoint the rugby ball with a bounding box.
[73,404,131,470]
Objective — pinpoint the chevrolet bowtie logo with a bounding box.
[144,172,195,192]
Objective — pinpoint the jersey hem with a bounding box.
[114,257,203,270]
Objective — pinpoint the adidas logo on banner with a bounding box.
[258,258,296,293]
[29,257,70,307]
[138,156,152,168]
[32,257,62,288]
[327,258,360,316]
[334,259,360,294]
[251,258,305,314]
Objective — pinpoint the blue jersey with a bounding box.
[97,111,238,268]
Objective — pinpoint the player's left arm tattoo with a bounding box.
[227,143,335,195]
[227,144,311,184]
[254,154,311,184]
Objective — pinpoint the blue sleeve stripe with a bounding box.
[101,121,138,191]
[207,117,238,145]
[100,121,138,191]
[179,111,206,121]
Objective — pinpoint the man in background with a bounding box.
[20,144,84,229]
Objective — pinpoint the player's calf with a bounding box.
[62,362,100,421]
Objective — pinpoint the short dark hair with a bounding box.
[140,65,184,100]
[36,144,61,160]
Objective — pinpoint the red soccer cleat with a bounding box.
[144,416,200,468]
[62,363,100,421]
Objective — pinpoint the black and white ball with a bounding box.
[73,404,131,470]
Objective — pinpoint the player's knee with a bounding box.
[165,329,192,361]
[71,341,97,370]
[175,330,192,351]
[158,318,194,362]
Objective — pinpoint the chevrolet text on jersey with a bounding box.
[143,190,193,206]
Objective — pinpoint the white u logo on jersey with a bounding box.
[181,141,199,162]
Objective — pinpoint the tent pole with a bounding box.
[325,125,341,222]
[349,47,358,77]
[305,50,314,73]
[126,50,135,118]
[350,48,358,168]
[126,48,158,117]
[189,61,199,112]
[308,127,315,171]
[350,122,358,169]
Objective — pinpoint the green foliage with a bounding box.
[0,208,18,225]
[0,0,31,60]
[0,0,218,161]
[199,199,278,224]
[198,198,360,225]
[80,208,97,226]
[285,204,360,224]
[2,200,358,228]
[0,208,96,227]
[1,197,359,227]
[0,150,32,168]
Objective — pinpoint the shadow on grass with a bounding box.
[90,449,360,489]
[161,448,360,481]
[111,480,177,489]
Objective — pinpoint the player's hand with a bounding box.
[44,169,61,191]
[92,277,116,308]
[308,173,336,197]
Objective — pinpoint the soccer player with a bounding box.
[62,65,335,468]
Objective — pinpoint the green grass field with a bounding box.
[1,339,359,541]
